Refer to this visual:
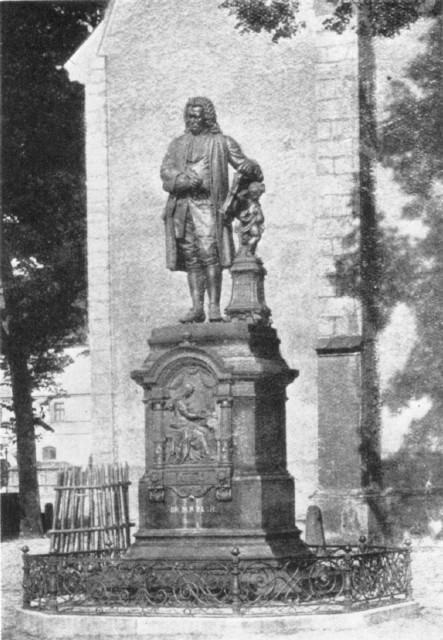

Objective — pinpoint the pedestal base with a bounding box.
[130,322,305,560]
[126,527,306,560]
[17,602,421,639]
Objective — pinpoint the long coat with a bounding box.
[160,132,251,271]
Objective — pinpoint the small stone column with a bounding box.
[225,254,270,325]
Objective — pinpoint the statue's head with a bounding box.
[184,97,221,135]
[183,383,195,398]
[248,182,265,201]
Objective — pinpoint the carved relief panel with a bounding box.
[142,355,234,504]
[165,365,219,465]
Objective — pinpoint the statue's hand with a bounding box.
[175,173,192,194]
[187,170,202,189]
[175,172,202,193]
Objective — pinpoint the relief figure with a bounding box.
[167,383,215,464]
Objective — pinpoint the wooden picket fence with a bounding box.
[50,463,133,553]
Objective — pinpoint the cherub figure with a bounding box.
[237,182,265,256]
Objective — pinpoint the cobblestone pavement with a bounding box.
[2,537,443,640]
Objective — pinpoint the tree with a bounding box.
[1,2,103,535]
[377,19,443,524]
[219,0,442,501]
[219,0,441,41]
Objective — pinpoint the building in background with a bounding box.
[1,346,92,508]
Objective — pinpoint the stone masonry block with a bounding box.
[88,210,109,225]
[91,348,112,373]
[318,296,355,316]
[90,393,114,421]
[315,73,358,103]
[89,332,112,354]
[86,148,108,169]
[88,230,109,245]
[317,45,356,64]
[332,235,358,255]
[315,61,354,81]
[86,94,107,113]
[88,250,110,270]
[317,216,355,238]
[318,275,337,298]
[318,99,356,121]
[316,121,332,140]
[315,78,343,101]
[88,318,111,337]
[318,316,335,337]
[88,300,111,322]
[317,139,355,158]
[91,372,113,395]
[87,205,109,222]
[317,156,334,175]
[88,265,109,283]
[334,155,357,174]
[86,77,106,92]
[330,237,348,256]
[330,119,357,141]
[86,170,108,185]
[318,238,334,256]
[320,194,351,217]
[88,282,110,303]
[316,255,337,276]
[318,174,356,196]
[88,269,110,287]
[318,315,350,338]
[87,126,107,143]
[88,224,109,243]
[86,181,108,197]
[332,118,358,139]
[319,314,350,336]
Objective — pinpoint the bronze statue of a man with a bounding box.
[160,97,262,323]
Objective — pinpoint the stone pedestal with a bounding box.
[127,322,307,559]
[225,253,271,324]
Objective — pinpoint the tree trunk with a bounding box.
[2,241,44,536]
[358,9,392,540]
[8,344,44,536]
[358,26,383,490]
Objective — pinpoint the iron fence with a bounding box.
[21,540,412,616]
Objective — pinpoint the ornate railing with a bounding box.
[21,539,412,616]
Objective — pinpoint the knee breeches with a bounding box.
[179,203,218,270]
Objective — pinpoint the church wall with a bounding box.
[74,0,362,528]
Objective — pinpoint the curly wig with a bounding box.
[184,96,222,134]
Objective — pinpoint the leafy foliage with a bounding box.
[337,216,420,332]
[379,20,443,409]
[1,2,103,389]
[337,20,443,486]
[323,0,438,37]
[1,1,104,535]
[219,0,441,42]
[219,0,304,42]
[373,20,443,517]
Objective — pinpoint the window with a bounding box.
[42,446,56,461]
[53,402,65,422]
